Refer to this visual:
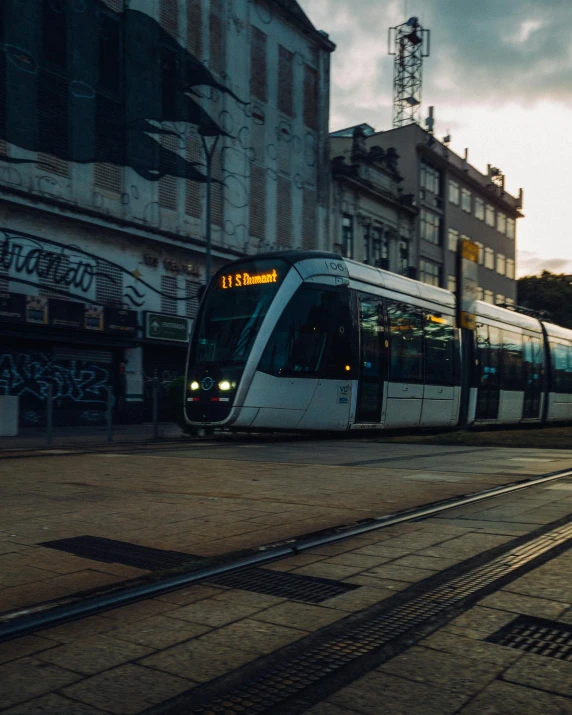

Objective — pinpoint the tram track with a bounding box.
[1,465,572,644]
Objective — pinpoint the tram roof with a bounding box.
[475,301,543,332]
[542,321,572,342]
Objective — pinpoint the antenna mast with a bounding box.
[388,17,430,128]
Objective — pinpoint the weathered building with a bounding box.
[0,0,334,426]
[329,123,522,305]
[330,124,417,275]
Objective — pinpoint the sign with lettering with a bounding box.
[218,268,279,289]
[0,293,25,322]
[104,308,138,336]
[457,237,479,331]
[49,299,85,330]
[145,312,189,342]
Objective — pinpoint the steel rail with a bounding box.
[1,466,571,643]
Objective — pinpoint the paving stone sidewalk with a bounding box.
[1,475,572,713]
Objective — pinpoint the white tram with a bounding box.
[184,251,572,431]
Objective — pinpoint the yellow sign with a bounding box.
[461,238,479,263]
[219,269,279,289]
[460,311,476,330]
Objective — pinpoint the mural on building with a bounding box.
[0,0,245,182]
[0,228,192,307]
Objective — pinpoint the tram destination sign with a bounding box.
[218,268,279,290]
[145,312,190,342]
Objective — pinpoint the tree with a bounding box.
[517,271,572,328]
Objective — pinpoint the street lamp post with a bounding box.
[199,126,221,286]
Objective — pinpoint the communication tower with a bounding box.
[388,17,430,128]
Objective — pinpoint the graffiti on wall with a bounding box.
[0,351,111,424]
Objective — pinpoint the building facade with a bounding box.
[330,125,417,275]
[0,0,334,427]
[371,123,522,305]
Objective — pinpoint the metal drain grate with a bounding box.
[40,536,202,571]
[208,568,358,603]
[156,518,572,715]
[487,616,572,660]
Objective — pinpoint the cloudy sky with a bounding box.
[299,0,572,276]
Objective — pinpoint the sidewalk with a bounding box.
[1,457,572,712]
[0,423,187,452]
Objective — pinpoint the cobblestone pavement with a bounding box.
[2,440,572,713]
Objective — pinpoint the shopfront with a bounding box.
[0,292,138,427]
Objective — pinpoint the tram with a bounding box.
[184,251,572,431]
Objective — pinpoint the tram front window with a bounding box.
[191,259,285,368]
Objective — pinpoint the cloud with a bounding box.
[517,251,572,277]
[300,0,572,129]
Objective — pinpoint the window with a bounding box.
[485,247,495,270]
[399,240,409,272]
[484,289,494,304]
[186,280,201,319]
[448,228,459,253]
[96,261,123,306]
[162,47,179,116]
[419,258,441,287]
[303,65,318,129]
[276,176,292,248]
[43,0,67,68]
[192,259,284,366]
[187,0,203,59]
[461,188,471,213]
[209,0,224,76]
[278,45,294,117]
[388,302,423,382]
[447,275,457,293]
[425,313,457,385]
[420,209,441,245]
[367,226,388,268]
[502,330,524,390]
[496,253,506,275]
[250,28,267,102]
[161,275,178,315]
[507,217,515,239]
[249,165,266,238]
[475,197,484,221]
[506,258,515,280]
[551,343,572,393]
[505,297,515,306]
[475,241,484,265]
[477,287,484,300]
[496,294,505,305]
[259,285,353,379]
[448,180,459,205]
[342,214,353,259]
[497,212,506,234]
[98,12,121,94]
[421,162,440,195]
[486,205,495,227]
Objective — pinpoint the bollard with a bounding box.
[107,387,113,443]
[152,382,159,440]
[46,384,53,445]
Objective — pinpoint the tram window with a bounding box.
[424,314,455,385]
[552,342,572,393]
[258,285,353,379]
[387,302,423,382]
[501,330,524,390]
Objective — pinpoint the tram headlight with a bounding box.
[219,380,231,391]
[190,381,200,391]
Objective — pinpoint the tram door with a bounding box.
[475,324,501,420]
[356,294,386,423]
[522,335,543,419]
